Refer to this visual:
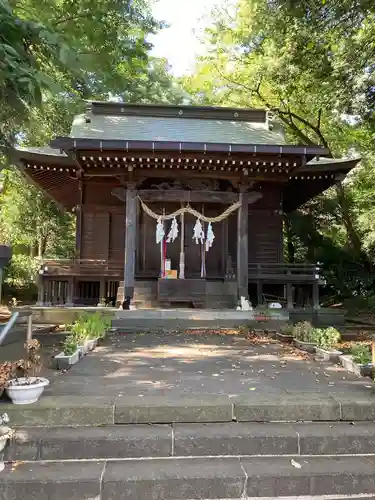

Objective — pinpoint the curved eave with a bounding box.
[51,136,329,160]
[11,147,79,211]
[283,157,361,212]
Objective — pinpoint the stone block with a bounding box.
[173,422,298,456]
[337,398,375,421]
[232,395,340,422]
[115,395,233,424]
[39,425,172,460]
[241,456,375,497]
[0,461,103,500]
[4,427,43,461]
[295,422,375,455]
[0,395,114,426]
[102,457,245,499]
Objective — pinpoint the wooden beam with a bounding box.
[138,190,238,204]
[237,191,249,300]
[123,183,137,301]
[83,168,288,182]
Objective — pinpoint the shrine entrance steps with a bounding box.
[1,331,375,498]
[112,308,289,332]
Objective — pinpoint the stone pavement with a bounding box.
[46,330,374,398]
[2,330,375,425]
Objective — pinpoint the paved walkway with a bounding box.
[44,331,373,399]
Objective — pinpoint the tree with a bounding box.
[0,169,75,258]
[182,0,375,295]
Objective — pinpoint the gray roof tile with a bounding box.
[70,113,285,145]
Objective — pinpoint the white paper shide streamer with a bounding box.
[205,222,215,251]
[193,219,204,244]
[167,217,179,243]
[156,218,165,244]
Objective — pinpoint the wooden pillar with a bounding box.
[37,275,44,306]
[286,283,293,310]
[66,278,74,306]
[99,278,106,303]
[237,191,249,299]
[312,281,319,310]
[123,182,137,301]
[75,175,83,260]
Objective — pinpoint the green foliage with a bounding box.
[0,169,75,258]
[312,327,341,350]
[293,321,315,343]
[69,312,111,344]
[62,334,78,356]
[279,323,294,336]
[350,344,371,366]
[0,0,185,300]
[182,0,375,302]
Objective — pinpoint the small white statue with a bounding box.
[240,296,253,311]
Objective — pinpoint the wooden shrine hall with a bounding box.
[14,101,360,309]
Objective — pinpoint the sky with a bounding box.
[149,0,224,76]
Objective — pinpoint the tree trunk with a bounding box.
[335,183,372,272]
[284,215,295,263]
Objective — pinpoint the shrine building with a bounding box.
[13,101,359,309]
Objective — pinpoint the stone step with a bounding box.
[1,456,375,499]
[2,393,375,426]
[4,422,375,462]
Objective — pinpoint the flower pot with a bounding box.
[340,355,373,378]
[0,426,13,452]
[315,346,342,363]
[78,344,89,357]
[5,377,49,405]
[293,339,316,354]
[276,332,293,344]
[54,349,80,370]
[86,338,98,351]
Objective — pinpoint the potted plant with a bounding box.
[314,326,342,362]
[54,335,80,370]
[5,339,49,405]
[0,362,13,398]
[276,323,294,343]
[0,413,13,453]
[293,321,317,353]
[340,344,372,378]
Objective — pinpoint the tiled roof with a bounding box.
[70,113,286,145]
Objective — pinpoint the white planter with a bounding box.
[86,338,98,351]
[293,339,317,354]
[315,346,342,363]
[54,350,80,370]
[78,344,88,357]
[5,377,49,405]
[0,426,13,452]
[340,355,373,378]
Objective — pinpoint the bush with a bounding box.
[351,344,371,365]
[293,321,314,342]
[62,335,78,356]
[280,323,294,335]
[313,327,341,350]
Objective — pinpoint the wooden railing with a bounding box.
[248,263,320,282]
[42,259,123,277]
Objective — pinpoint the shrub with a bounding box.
[293,321,314,342]
[280,323,294,336]
[351,344,371,365]
[62,335,78,356]
[313,327,341,350]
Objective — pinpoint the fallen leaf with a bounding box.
[249,387,257,391]
[291,459,302,469]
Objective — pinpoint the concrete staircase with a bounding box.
[2,396,375,498]
[112,308,289,332]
